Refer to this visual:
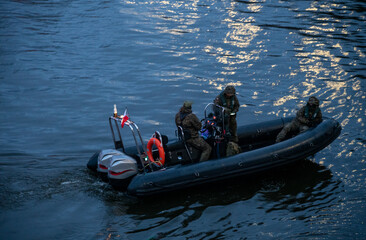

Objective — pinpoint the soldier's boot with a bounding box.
[276,128,288,143]
[299,125,309,133]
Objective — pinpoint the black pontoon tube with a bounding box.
[126,118,341,196]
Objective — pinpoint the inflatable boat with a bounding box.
[87,104,341,197]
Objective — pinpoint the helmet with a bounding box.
[183,101,193,108]
[224,85,236,95]
[308,96,320,106]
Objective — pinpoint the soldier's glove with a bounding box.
[224,107,232,114]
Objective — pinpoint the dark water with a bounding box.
[0,0,365,239]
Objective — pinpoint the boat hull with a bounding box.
[126,118,341,196]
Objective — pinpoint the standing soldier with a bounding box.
[276,96,323,143]
[175,101,212,162]
[214,85,240,143]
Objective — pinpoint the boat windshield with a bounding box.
[202,103,226,139]
[204,103,224,120]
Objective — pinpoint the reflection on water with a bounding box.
[122,0,364,147]
[0,0,365,239]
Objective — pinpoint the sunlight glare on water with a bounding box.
[0,0,365,239]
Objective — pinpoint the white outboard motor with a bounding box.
[108,153,138,191]
[97,149,123,181]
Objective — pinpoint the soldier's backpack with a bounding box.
[226,141,241,157]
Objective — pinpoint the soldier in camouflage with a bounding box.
[175,101,212,162]
[214,85,240,143]
[276,96,323,143]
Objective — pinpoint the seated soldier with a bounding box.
[276,96,323,143]
[175,101,212,162]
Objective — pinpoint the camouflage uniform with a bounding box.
[175,102,212,162]
[214,86,240,142]
[276,96,323,143]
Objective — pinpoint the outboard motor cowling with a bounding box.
[108,154,138,191]
[97,149,123,181]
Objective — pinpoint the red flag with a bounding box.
[121,108,129,128]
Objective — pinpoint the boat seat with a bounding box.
[177,126,195,163]
[151,131,168,147]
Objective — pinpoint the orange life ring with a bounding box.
[146,137,165,166]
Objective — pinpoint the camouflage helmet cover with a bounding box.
[308,96,320,106]
[224,85,236,95]
[183,101,193,108]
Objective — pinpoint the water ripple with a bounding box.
[0,0,365,239]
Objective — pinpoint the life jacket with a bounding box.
[305,105,320,120]
[220,92,235,110]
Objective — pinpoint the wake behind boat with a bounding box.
[87,103,341,197]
